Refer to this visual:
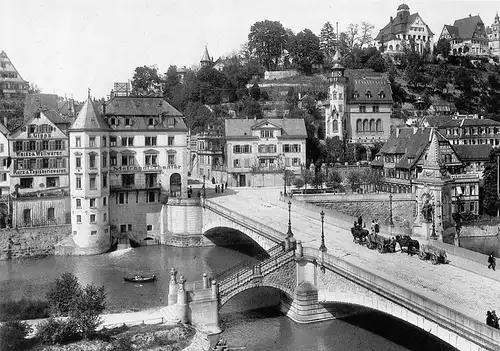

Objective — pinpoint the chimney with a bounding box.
[3,117,7,127]
[390,16,393,23]
[101,102,106,115]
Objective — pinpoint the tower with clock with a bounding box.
[325,51,347,141]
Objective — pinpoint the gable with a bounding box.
[10,111,67,139]
[251,120,281,130]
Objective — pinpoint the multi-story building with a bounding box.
[439,15,489,56]
[191,125,225,180]
[451,144,492,180]
[8,108,71,227]
[371,127,479,216]
[375,4,434,54]
[24,94,80,121]
[225,118,307,187]
[325,54,394,146]
[487,13,500,58]
[0,121,10,197]
[0,51,29,97]
[439,116,500,146]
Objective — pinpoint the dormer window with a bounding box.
[260,130,273,138]
[379,91,385,99]
[110,118,116,125]
[353,90,359,99]
[366,90,372,98]
[124,118,131,126]
[167,118,175,126]
[148,118,155,126]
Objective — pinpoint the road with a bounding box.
[209,187,500,323]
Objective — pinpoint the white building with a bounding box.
[487,13,500,58]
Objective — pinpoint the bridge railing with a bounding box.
[211,242,284,283]
[203,199,285,244]
[218,249,295,298]
[301,246,500,350]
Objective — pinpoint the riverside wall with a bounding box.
[0,225,72,260]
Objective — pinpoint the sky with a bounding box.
[1,0,499,101]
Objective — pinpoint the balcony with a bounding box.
[110,183,162,192]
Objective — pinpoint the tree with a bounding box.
[482,148,500,216]
[0,321,32,350]
[236,96,263,119]
[183,102,216,134]
[69,284,106,339]
[319,22,337,63]
[325,170,343,189]
[46,272,81,316]
[435,38,451,58]
[324,136,344,164]
[311,171,325,189]
[163,65,180,100]
[365,52,386,72]
[302,168,315,192]
[345,23,359,51]
[248,20,288,70]
[346,169,362,192]
[28,83,41,94]
[358,22,375,48]
[289,29,323,74]
[131,65,161,95]
[362,168,384,192]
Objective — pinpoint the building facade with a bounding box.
[375,4,434,54]
[225,119,306,187]
[439,117,500,146]
[0,51,29,97]
[192,126,225,180]
[439,15,489,56]
[487,13,500,58]
[9,109,71,228]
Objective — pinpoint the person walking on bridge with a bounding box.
[488,253,496,271]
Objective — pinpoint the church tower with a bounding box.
[68,95,111,254]
[326,50,347,140]
[200,46,213,68]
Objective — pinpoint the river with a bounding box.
[0,245,457,350]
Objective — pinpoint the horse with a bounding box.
[395,235,420,255]
[351,227,369,244]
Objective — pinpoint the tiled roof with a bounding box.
[425,115,454,127]
[0,121,9,135]
[452,15,485,40]
[452,144,492,161]
[70,97,110,131]
[225,118,307,138]
[104,96,183,117]
[348,78,393,103]
[201,46,212,62]
[443,25,460,39]
[441,118,500,128]
[376,11,434,42]
[24,94,77,119]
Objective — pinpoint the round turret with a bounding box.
[397,3,410,11]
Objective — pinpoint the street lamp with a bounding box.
[431,201,438,240]
[389,192,394,226]
[203,175,206,198]
[286,200,294,238]
[319,210,327,273]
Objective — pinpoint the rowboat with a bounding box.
[123,274,156,283]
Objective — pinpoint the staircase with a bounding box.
[218,248,295,306]
[157,305,179,323]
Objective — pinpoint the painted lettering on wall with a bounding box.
[16,151,64,157]
[110,164,181,173]
[13,169,66,176]
[27,133,52,139]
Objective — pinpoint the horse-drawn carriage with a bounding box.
[418,244,448,265]
[366,232,397,253]
[395,235,420,256]
[351,226,369,245]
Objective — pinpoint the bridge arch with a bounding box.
[219,283,294,309]
[204,226,269,257]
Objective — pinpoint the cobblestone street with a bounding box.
[210,187,500,323]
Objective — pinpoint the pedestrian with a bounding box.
[374,220,380,234]
[197,190,201,198]
[487,311,494,327]
[370,220,375,234]
[353,220,358,229]
[225,181,228,189]
[357,216,363,228]
[488,253,496,271]
[492,311,500,329]
[221,183,224,193]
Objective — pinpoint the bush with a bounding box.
[69,284,107,339]
[46,272,81,316]
[36,317,78,345]
[0,298,49,321]
[0,320,32,351]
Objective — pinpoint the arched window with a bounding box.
[356,119,362,132]
[369,119,375,132]
[389,45,393,51]
[366,90,372,98]
[333,120,338,132]
[396,44,400,51]
[170,173,182,197]
[363,119,369,132]
[23,209,31,225]
[47,207,55,222]
[376,119,382,132]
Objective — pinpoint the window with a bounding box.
[110,118,116,125]
[233,159,240,168]
[359,106,366,113]
[147,225,153,231]
[120,224,127,233]
[76,199,81,208]
[15,141,23,152]
[76,177,82,189]
[89,154,96,168]
[148,192,155,202]
[372,106,379,113]
[121,155,134,166]
[102,174,107,187]
[102,136,107,147]
[122,174,135,187]
[124,118,131,126]
[110,155,117,166]
[260,130,273,138]
[76,215,82,224]
[0,173,6,182]
[90,214,96,223]
[283,144,301,153]
[102,153,107,167]
[128,224,132,231]
[46,177,58,187]
[118,193,125,204]
[103,213,107,222]
[242,145,251,153]
[145,137,157,146]
[90,198,96,208]
[168,155,175,164]
[47,207,55,222]
[233,145,241,153]
[168,136,174,146]
[42,140,49,150]
[75,137,81,147]
[103,197,107,206]
[292,158,300,166]
[110,137,117,146]
[75,156,81,168]
[89,137,96,147]
[122,137,134,146]
[55,140,63,150]
[89,176,96,190]
[91,230,97,236]
[145,155,158,165]
[20,178,33,189]
[148,118,155,126]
